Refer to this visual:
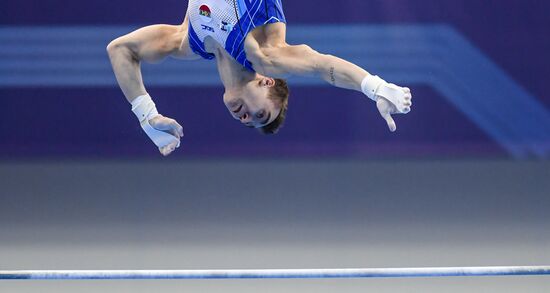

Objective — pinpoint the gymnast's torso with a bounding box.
[187,0,286,71]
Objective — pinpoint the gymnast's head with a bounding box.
[223,75,289,134]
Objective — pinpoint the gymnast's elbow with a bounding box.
[106,38,133,61]
[106,39,120,56]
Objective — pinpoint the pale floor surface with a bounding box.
[1,160,549,292]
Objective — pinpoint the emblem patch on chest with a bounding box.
[220,21,234,32]
[199,5,212,23]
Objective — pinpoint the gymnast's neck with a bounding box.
[205,36,256,91]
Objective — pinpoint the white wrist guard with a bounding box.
[131,94,180,148]
[361,75,410,114]
[361,75,385,101]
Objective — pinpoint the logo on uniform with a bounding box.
[220,21,234,32]
[199,5,212,23]
[201,24,215,33]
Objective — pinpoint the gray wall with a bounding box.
[1,159,549,292]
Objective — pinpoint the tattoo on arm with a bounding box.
[329,66,336,85]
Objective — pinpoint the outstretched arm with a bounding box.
[107,22,198,155]
[256,44,367,91]
[255,44,412,131]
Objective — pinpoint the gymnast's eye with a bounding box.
[233,104,242,113]
[256,111,265,119]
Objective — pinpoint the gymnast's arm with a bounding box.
[107,22,199,101]
[252,44,368,91]
[106,18,199,156]
[252,44,413,131]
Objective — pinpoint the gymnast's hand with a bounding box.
[361,76,412,132]
[148,115,184,156]
[375,85,412,132]
[130,94,184,156]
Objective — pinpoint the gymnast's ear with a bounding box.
[259,79,289,135]
[260,77,276,88]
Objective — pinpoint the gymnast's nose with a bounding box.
[240,112,251,123]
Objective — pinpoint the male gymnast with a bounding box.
[107,0,413,156]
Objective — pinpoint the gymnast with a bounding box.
[107,0,413,156]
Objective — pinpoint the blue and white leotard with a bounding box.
[187,0,286,71]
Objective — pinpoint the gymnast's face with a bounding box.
[224,76,281,128]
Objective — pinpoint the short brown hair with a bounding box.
[259,78,289,134]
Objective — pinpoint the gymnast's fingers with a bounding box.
[169,119,184,139]
[382,112,397,132]
[150,116,183,140]
[376,98,397,132]
[159,140,179,156]
[174,121,184,137]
